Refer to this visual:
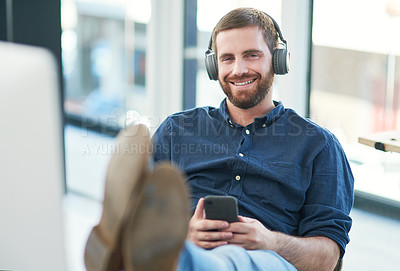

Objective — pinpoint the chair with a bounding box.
[333,258,343,271]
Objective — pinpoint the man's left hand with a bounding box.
[222,216,276,250]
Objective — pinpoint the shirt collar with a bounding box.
[218,98,231,124]
[218,98,285,128]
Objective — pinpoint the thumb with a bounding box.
[193,198,205,219]
[238,215,256,223]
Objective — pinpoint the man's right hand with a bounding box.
[186,198,233,249]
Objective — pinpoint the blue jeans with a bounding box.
[177,241,297,271]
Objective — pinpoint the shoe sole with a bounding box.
[84,124,151,271]
[122,163,190,271]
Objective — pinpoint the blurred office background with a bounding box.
[1,0,400,270]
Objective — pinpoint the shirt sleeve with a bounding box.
[298,133,354,258]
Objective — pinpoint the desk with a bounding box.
[358,131,400,153]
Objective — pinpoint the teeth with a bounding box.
[233,79,255,86]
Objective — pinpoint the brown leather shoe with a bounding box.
[84,124,151,271]
[122,162,190,271]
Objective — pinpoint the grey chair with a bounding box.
[333,258,343,271]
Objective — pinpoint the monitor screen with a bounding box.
[0,41,66,271]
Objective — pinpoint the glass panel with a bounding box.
[61,0,151,197]
[311,0,400,203]
[196,0,282,108]
[62,0,151,129]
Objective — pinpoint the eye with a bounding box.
[247,53,259,58]
[221,56,233,62]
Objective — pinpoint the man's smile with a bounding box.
[230,78,256,86]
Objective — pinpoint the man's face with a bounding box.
[216,26,274,109]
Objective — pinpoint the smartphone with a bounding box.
[204,195,239,223]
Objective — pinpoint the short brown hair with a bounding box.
[212,7,278,55]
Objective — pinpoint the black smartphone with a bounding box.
[204,195,239,223]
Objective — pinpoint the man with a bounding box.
[85,7,353,271]
[153,7,353,270]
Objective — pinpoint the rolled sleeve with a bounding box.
[299,134,354,257]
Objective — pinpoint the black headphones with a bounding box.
[205,12,290,80]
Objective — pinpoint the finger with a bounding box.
[196,240,229,250]
[226,234,250,248]
[222,221,249,234]
[193,198,205,219]
[198,230,233,241]
[208,219,230,231]
[238,215,255,223]
[223,225,248,234]
[227,233,246,243]
[194,218,229,232]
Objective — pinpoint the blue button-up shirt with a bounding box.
[153,99,354,257]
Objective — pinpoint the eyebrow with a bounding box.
[243,49,264,56]
[218,49,264,60]
[218,53,233,60]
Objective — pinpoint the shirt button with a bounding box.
[235,175,241,181]
[230,124,234,128]
[239,153,244,157]
[262,124,266,128]
[245,129,250,135]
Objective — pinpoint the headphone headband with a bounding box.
[205,11,290,80]
[263,12,287,46]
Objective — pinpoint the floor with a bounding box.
[63,125,400,270]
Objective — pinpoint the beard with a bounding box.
[219,69,274,109]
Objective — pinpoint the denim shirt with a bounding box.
[153,99,354,257]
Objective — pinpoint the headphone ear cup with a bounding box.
[273,48,289,75]
[205,49,218,81]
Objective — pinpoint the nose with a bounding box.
[232,58,248,76]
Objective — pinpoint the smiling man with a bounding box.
[153,7,354,271]
[85,7,354,271]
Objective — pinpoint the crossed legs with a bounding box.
[84,124,189,271]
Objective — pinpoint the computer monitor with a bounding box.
[0,41,66,271]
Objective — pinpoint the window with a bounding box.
[311,0,400,204]
[62,0,151,131]
[61,0,151,197]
